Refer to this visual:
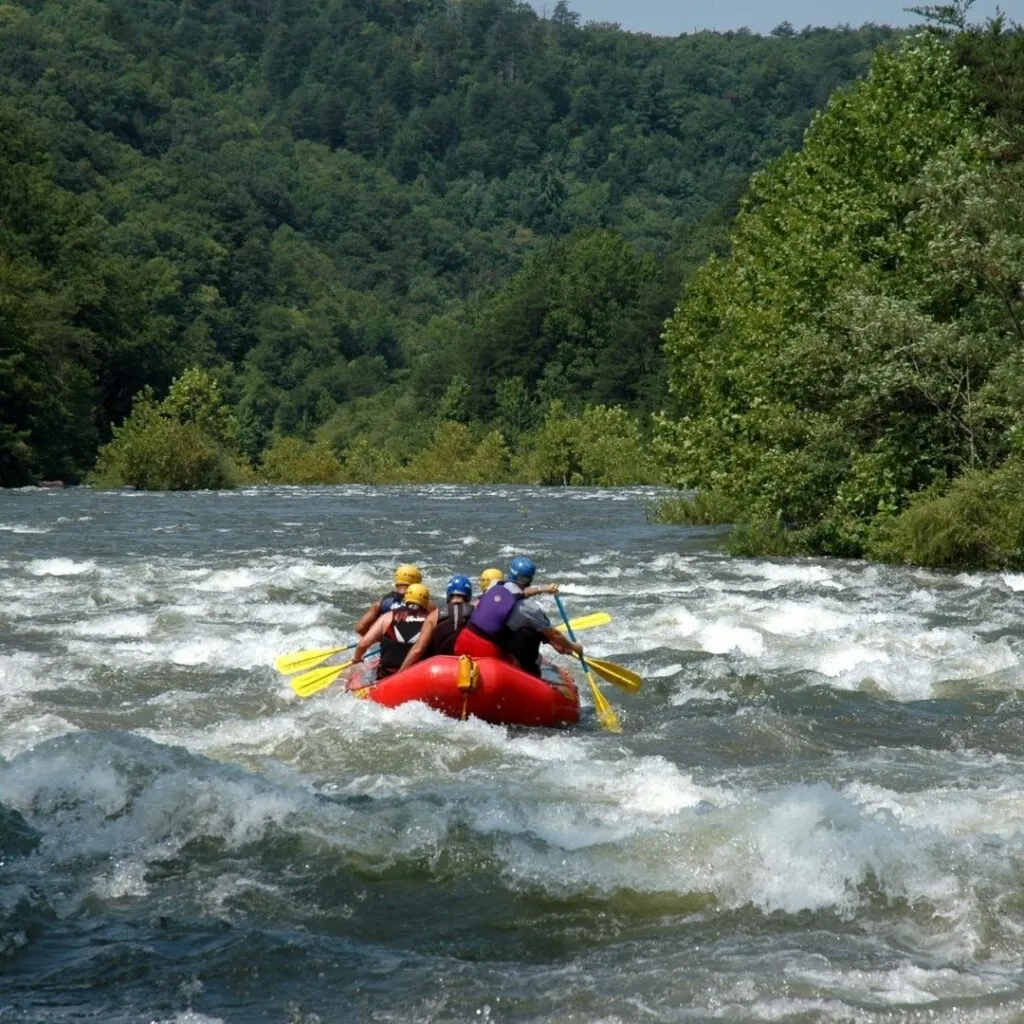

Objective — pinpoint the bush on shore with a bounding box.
[866,462,1024,569]
[260,437,343,484]
[91,369,244,490]
[327,403,659,487]
[653,28,1024,568]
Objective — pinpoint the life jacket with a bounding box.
[509,626,543,677]
[378,604,430,677]
[378,590,404,615]
[430,601,471,656]
[467,582,522,641]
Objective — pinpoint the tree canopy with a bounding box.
[656,12,1024,566]
[0,0,901,485]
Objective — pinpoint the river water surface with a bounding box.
[3,485,1024,1023]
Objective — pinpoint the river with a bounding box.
[3,484,1024,1023]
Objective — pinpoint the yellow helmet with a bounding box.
[394,564,422,587]
[480,567,505,591]
[403,583,430,609]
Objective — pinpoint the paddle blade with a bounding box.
[290,661,350,698]
[555,612,611,634]
[587,657,642,694]
[584,670,621,733]
[274,642,355,675]
[289,645,379,698]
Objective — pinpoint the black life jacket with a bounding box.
[509,626,543,676]
[378,604,430,678]
[430,601,471,656]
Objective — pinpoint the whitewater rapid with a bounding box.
[3,485,1024,1023]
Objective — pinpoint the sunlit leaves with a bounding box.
[657,32,1024,559]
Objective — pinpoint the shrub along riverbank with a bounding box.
[91,368,659,488]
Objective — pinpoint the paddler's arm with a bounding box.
[354,599,382,637]
[400,608,438,671]
[524,583,559,598]
[540,626,582,658]
[354,613,389,662]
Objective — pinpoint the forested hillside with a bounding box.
[656,6,1024,567]
[0,0,900,486]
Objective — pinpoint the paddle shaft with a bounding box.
[554,596,620,732]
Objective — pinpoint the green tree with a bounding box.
[92,369,242,490]
[657,28,1024,562]
[260,436,343,484]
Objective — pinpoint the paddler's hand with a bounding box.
[570,641,583,657]
[542,583,559,594]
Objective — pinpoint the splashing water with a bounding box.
[3,485,1024,1022]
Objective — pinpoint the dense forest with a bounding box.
[656,3,1024,567]
[0,0,902,487]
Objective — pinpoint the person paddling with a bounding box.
[456,556,579,663]
[506,594,583,678]
[353,583,435,679]
[428,575,473,656]
[475,566,560,606]
[356,564,427,636]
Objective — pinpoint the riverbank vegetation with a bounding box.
[0,0,898,487]
[7,0,1024,570]
[655,4,1024,567]
[93,366,658,487]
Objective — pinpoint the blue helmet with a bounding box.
[446,574,473,600]
[508,555,536,584]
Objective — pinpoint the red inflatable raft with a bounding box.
[344,654,580,728]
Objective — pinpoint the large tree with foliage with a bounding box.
[656,19,1024,563]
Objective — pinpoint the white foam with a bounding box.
[139,712,311,759]
[25,557,97,576]
[151,1012,225,1024]
[785,959,1012,1008]
[192,568,266,592]
[70,614,152,639]
[0,523,50,534]
[234,602,322,628]
[646,606,701,641]
[0,712,79,760]
[91,859,150,899]
[760,600,858,636]
[846,777,1024,839]
[697,622,765,657]
[0,654,40,697]
[815,642,891,679]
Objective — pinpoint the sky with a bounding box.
[527,0,1021,35]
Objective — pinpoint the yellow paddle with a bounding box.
[291,662,353,698]
[275,612,612,677]
[584,657,642,693]
[274,642,357,675]
[290,646,379,698]
[555,596,620,733]
[555,611,611,634]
